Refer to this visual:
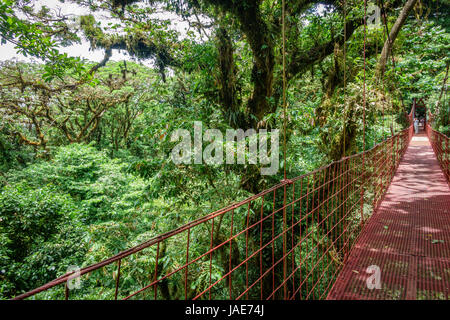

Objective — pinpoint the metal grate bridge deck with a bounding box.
[327,133,450,300]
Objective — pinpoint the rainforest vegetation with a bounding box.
[0,0,448,299]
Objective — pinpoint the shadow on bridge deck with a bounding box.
[327,132,450,300]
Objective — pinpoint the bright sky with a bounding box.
[0,1,327,65]
[0,0,193,66]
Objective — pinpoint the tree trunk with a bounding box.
[376,0,418,79]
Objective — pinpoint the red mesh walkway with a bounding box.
[327,132,450,300]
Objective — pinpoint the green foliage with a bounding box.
[0,183,86,297]
[0,122,35,175]
[6,143,149,223]
[0,0,449,300]
[0,0,89,80]
[395,17,449,106]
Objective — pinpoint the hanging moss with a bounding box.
[79,14,178,80]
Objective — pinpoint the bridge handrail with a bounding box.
[426,124,450,186]
[13,125,414,300]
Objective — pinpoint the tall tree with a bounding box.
[376,0,418,78]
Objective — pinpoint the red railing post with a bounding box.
[64,282,69,301]
[391,136,394,182]
[360,157,365,225]
[298,178,303,300]
[446,138,449,183]
[259,196,264,300]
[154,242,160,300]
[229,209,234,299]
[283,183,287,300]
[184,230,190,300]
[272,191,276,299]
[245,204,251,300]
[291,182,296,298]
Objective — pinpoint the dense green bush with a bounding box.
[0,183,86,298]
[0,144,156,298]
[6,144,150,223]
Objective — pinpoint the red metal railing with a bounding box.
[426,124,450,187]
[13,125,414,300]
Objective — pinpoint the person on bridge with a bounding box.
[414,118,419,134]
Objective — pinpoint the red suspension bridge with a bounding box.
[11,0,450,301]
[13,107,450,300]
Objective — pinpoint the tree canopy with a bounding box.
[0,0,449,299]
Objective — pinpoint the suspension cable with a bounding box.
[379,0,406,133]
[363,0,367,154]
[343,0,347,158]
[380,0,388,138]
[282,0,287,180]
[376,0,385,140]
[381,0,395,133]
[372,5,380,143]
[446,79,449,126]
[436,63,449,123]
[281,0,288,300]
[360,0,367,224]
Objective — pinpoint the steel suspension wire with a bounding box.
[343,0,347,158]
[446,77,448,125]
[379,0,389,138]
[281,0,288,300]
[282,0,287,180]
[372,2,387,143]
[360,0,367,224]
[378,0,390,133]
[436,63,449,122]
[380,0,395,133]
[375,1,386,141]
[379,0,406,132]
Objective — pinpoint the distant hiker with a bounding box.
[414,118,419,134]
